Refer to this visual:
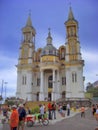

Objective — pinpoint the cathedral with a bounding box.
[16,7,85,101]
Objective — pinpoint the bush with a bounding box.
[31,107,39,114]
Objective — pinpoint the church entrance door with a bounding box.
[48,92,51,101]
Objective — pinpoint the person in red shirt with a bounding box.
[10,105,19,130]
[48,102,52,120]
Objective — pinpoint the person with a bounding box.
[47,102,52,120]
[62,103,66,117]
[66,103,70,116]
[18,104,26,130]
[38,104,45,120]
[80,106,85,118]
[43,104,46,113]
[2,106,8,118]
[10,105,19,130]
[95,105,98,123]
[51,102,56,119]
[92,104,96,116]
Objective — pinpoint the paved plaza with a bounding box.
[1,108,98,130]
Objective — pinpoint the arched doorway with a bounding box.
[36,92,39,101]
[62,91,66,98]
[48,75,53,101]
[48,75,53,88]
[48,92,51,101]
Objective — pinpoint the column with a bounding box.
[66,68,71,98]
[16,71,21,98]
[57,69,61,99]
[27,71,33,101]
[52,69,55,101]
[39,69,44,101]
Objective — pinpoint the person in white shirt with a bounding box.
[67,103,70,116]
[38,105,44,121]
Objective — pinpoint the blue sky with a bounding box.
[0,0,98,98]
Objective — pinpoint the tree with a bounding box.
[87,87,98,97]
[86,82,93,91]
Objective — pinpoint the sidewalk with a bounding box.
[49,109,80,124]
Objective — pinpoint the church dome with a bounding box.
[41,29,58,56]
[41,43,58,56]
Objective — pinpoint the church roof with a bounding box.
[26,14,32,27]
[22,13,36,35]
[65,6,78,24]
[68,7,75,20]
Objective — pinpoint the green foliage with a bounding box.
[31,107,39,114]
[86,82,93,91]
[87,87,98,97]
[5,100,15,106]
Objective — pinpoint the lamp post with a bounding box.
[4,82,8,101]
[0,80,4,100]
[0,80,8,101]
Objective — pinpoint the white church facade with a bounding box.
[16,7,85,101]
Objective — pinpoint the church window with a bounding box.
[37,78,40,86]
[22,76,24,85]
[25,33,30,42]
[72,72,77,83]
[61,51,65,59]
[48,75,53,88]
[22,46,28,58]
[22,75,27,85]
[75,73,77,82]
[70,27,75,36]
[60,48,65,60]
[62,77,66,85]
[24,76,26,84]
[72,73,74,82]
[71,44,76,54]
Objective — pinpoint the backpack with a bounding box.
[18,108,26,121]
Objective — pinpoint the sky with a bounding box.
[0,0,98,98]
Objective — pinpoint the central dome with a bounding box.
[41,29,58,56]
[41,43,58,56]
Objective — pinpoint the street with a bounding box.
[1,109,98,130]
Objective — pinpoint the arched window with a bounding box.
[61,51,65,58]
[22,75,27,85]
[60,48,65,60]
[48,75,53,88]
[22,46,28,58]
[72,72,77,83]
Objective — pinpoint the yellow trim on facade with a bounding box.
[48,88,52,92]
[41,55,59,62]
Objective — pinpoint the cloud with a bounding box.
[82,50,98,86]
[0,53,17,98]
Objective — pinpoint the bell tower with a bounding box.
[64,7,85,99]
[19,13,36,63]
[16,14,36,100]
[65,7,81,61]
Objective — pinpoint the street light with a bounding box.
[4,82,8,101]
[0,80,8,101]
